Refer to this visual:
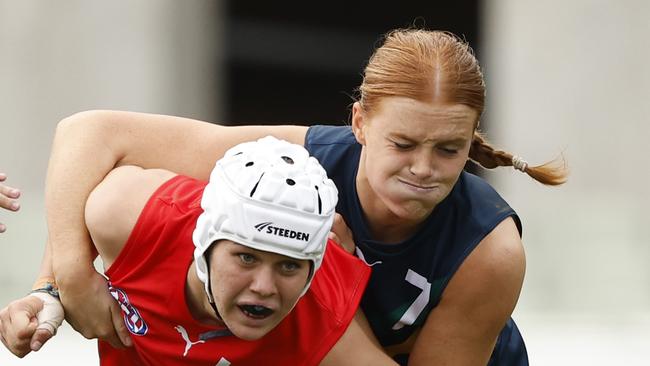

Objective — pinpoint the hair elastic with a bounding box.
[512,156,528,172]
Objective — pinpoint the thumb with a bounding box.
[30,328,54,352]
[29,293,64,336]
[110,300,132,347]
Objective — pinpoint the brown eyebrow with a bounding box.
[389,132,469,146]
[437,137,469,146]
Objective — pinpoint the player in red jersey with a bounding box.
[0,137,396,365]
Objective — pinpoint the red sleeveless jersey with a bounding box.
[98,175,371,366]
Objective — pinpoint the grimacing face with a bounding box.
[208,240,310,340]
[352,97,477,227]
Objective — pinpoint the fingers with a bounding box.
[101,327,125,349]
[0,297,43,358]
[0,175,21,203]
[0,325,35,357]
[0,173,21,233]
[11,297,43,338]
[110,300,132,347]
[30,328,54,352]
[60,272,134,349]
[329,213,355,254]
[75,290,131,349]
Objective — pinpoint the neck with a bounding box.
[360,200,423,243]
[186,261,222,326]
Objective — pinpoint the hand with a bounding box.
[0,173,21,233]
[59,270,132,349]
[328,213,355,254]
[0,293,63,358]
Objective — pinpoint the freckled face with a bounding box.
[352,97,477,224]
[208,240,310,340]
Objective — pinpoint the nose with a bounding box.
[249,266,278,297]
[408,148,434,178]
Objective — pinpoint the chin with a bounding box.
[228,315,283,341]
[399,206,433,222]
[386,196,436,219]
[230,326,272,341]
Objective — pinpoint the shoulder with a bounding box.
[442,216,525,322]
[409,217,525,364]
[453,172,522,234]
[459,217,526,299]
[439,175,525,330]
[85,166,177,264]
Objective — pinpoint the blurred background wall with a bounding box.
[0,1,224,363]
[1,0,648,364]
[483,1,650,363]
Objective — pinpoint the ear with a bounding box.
[351,102,367,146]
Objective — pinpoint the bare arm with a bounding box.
[31,238,54,290]
[0,240,63,358]
[84,165,176,267]
[46,110,307,342]
[320,310,398,366]
[49,110,307,281]
[407,217,526,365]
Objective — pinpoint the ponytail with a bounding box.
[469,131,568,186]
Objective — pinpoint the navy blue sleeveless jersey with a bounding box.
[305,125,528,366]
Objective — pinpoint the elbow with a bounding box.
[53,110,123,162]
[55,110,111,139]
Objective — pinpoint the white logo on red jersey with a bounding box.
[175,325,205,357]
[175,326,232,365]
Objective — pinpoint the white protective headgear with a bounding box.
[193,136,338,301]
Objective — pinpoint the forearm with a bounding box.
[46,110,218,282]
[46,113,120,284]
[31,238,55,290]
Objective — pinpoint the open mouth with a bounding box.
[238,304,274,319]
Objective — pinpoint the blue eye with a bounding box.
[280,261,301,273]
[238,253,256,264]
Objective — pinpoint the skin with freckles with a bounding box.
[351,97,476,243]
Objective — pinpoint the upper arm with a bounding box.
[64,110,309,181]
[320,310,398,366]
[47,111,306,280]
[84,166,176,268]
[408,217,526,366]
